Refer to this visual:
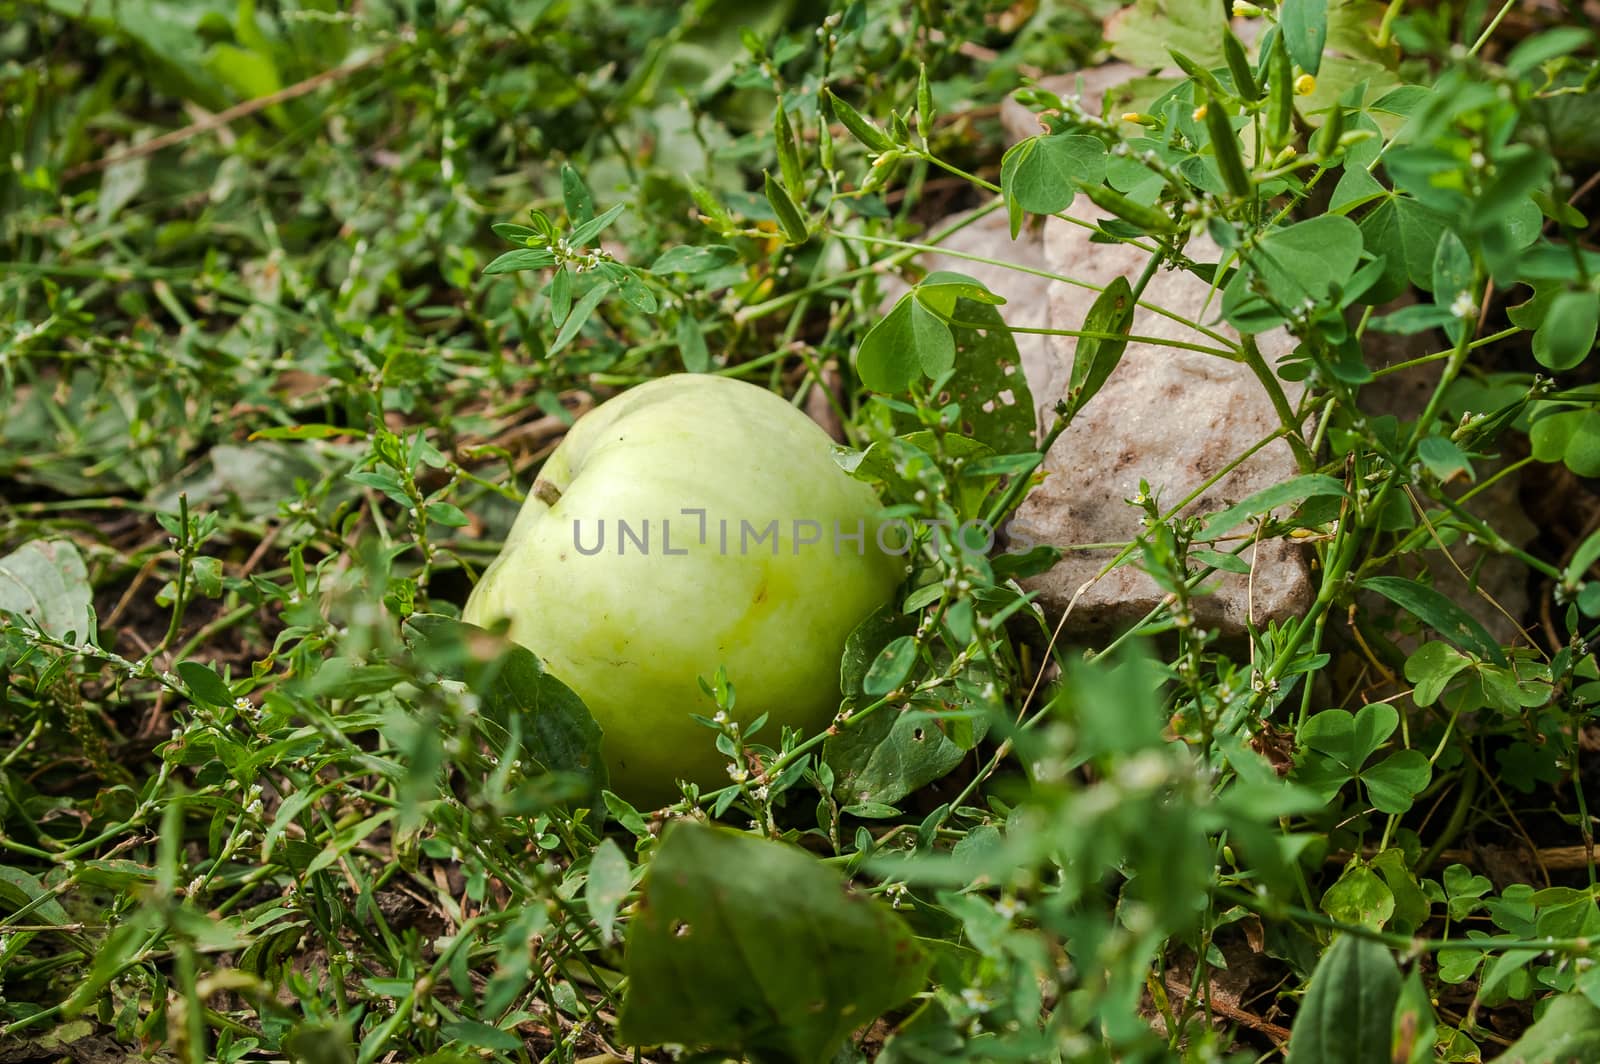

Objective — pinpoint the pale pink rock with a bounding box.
[995,66,1314,632]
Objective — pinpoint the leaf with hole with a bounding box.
[617,822,929,1063]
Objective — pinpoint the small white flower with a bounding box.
[994,896,1024,920]
[960,987,993,1012]
[713,710,729,724]
[233,697,251,712]
[726,764,748,783]
[1450,290,1477,320]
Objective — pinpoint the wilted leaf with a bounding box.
[618,822,929,1064]
[0,539,92,639]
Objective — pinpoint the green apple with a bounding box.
[464,374,903,806]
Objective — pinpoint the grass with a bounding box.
[4,2,1600,1062]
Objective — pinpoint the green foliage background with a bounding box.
[4,1,1600,1062]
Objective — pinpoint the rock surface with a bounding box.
[1004,194,1311,632]
[890,66,1534,642]
[1001,67,1312,632]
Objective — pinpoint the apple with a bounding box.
[464,374,904,806]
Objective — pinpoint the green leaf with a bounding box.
[1433,225,1465,305]
[1000,134,1107,233]
[676,313,711,373]
[764,169,809,245]
[1320,863,1395,930]
[1495,993,1600,1063]
[1531,409,1600,477]
[1442,864,1493,920]
[1362,750,1431,814]
[1284,933,1401,1064]
[1257,215,1364,302]
[650,245,737,274]
[1063,276,1135,420]
[0,539,92,639]
[424,501,470,528]
[1403,642,1472,707]
[549,265,572,325]
[1507,27,1597,75]
[1300,703,1398,772]
[177,660,234,709]
[1417,435,1473,482]
[1565,528,1600,590]
[483,248,558,275]
[863,635,917,697]
[550,281,612,357]
[1359,576,1507,665]
[1533,290,1599,371]
[1391,969,1438,1064]
[838,606,916,699]
[617,822,929,1063]
[612,268,658,314]
[0,865,71,925]
[1200,474,1347,538]
[439,1020,523,1052]
[1359,196,1449,296]
[561,163,595,225]
[1280,0,1329,76]
[404,615,608,804]
[1227,216,1364,327]
[1368,848,1431,935]
[928,287,1037,455]
[586,838,631,945]
[1431,229,1474,341]
[857,296,925,393]
[1467,145,1552,229]
[908,297,956,378]
[824,698,974,807]
[568,202,626,248]
[1106,0,1225,69]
